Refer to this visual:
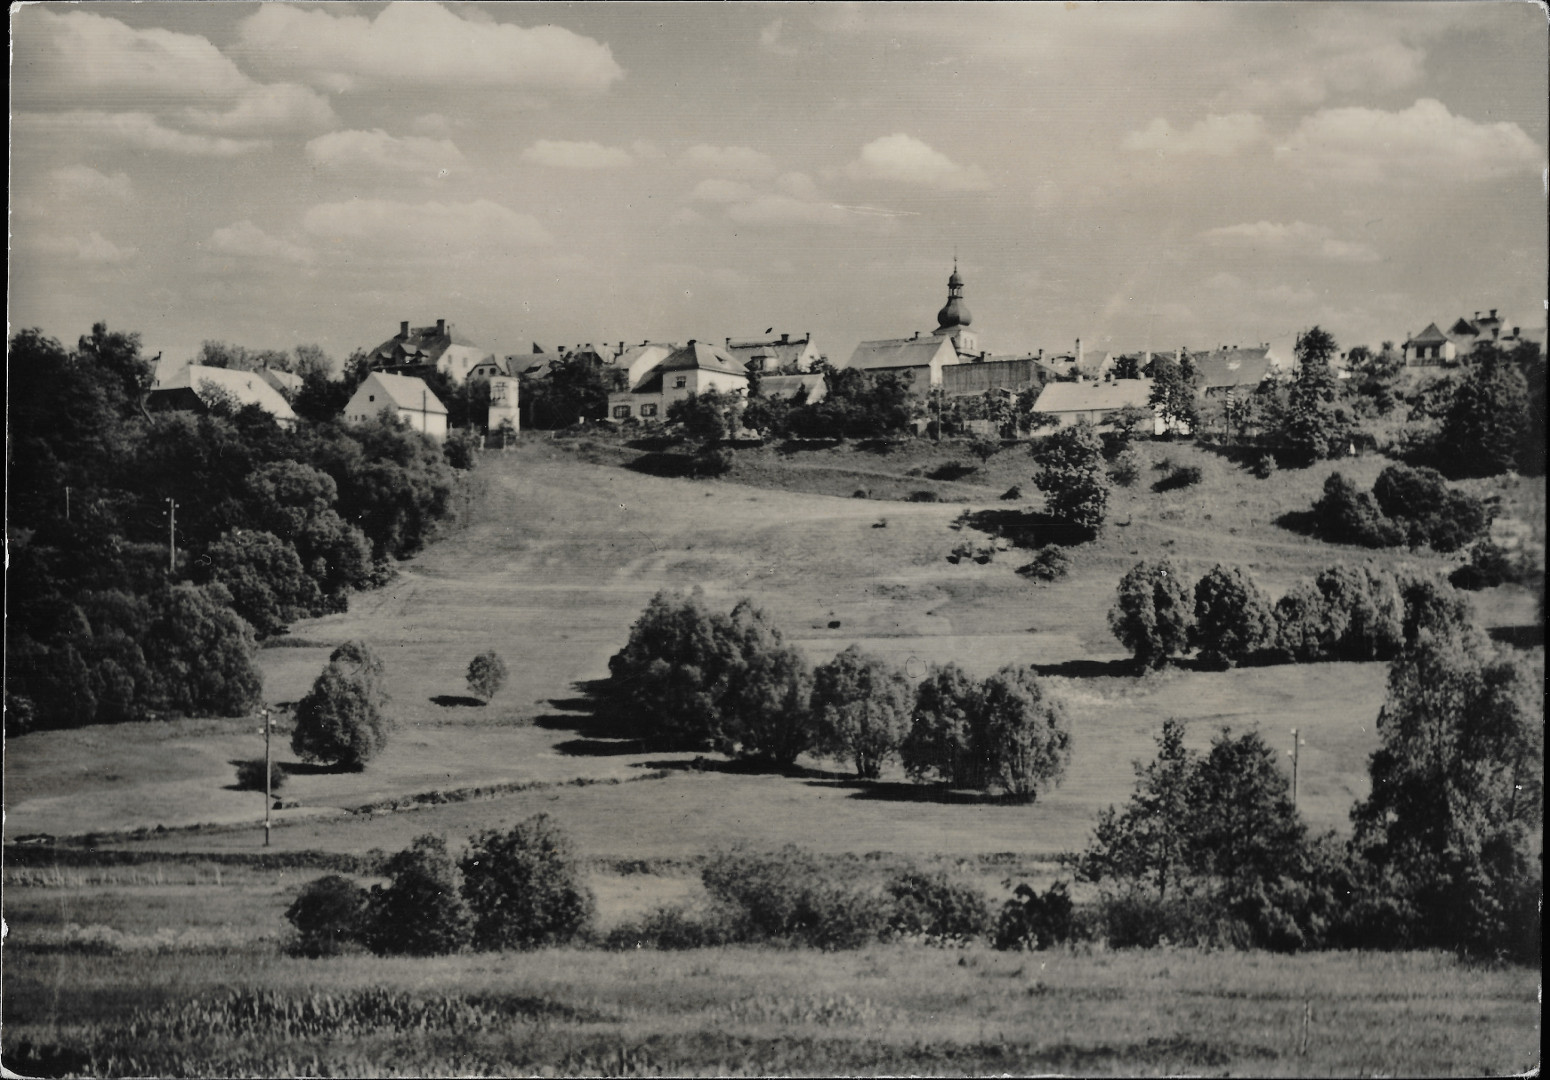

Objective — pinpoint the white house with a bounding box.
[365,318,497,385]
[841,334,960,394]
[724,332,822,373]
[344,371,448,440]
[1033,378,1168,433]
[148,363,298,426]
[607,340,748,422]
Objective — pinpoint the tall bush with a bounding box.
[607,589,736,748]
[286,875,371,957]
[364,835,473,956]
[466,650,509,702]
[1109,559,1194,668]
[1191,565,1277,666]
[718,600,815,766]
[291,658,392,770]
[811,645,913,779]
[460,814,596,950]
[1032,420,1110,533]
[902,663,984,788]
[977,665,1071,803]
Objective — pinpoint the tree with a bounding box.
[1371,464,1492,553]
[286,875,371,957]
[902,663,984,788]
[1147,355,1199,436]
[139,584,263,717]
[607,589,738,748]
[1111,403,1151,442]
[1350,628,1542,957]
[466,650,509,702]
[329,640,389,710]
[1310,473,1405,548]
[1437,346,1530,477]
[1280,326,1351,465]
[1191,565,1277,666]
[291,658,392,770]
[668,388,744,446]
[1031,420,1110,533]
[717,600,815,766]
[460,814,597,950]
[197,530,323,638]
[1076,719,1197,901]
[811,645,913,779]
[365,834,473,956]
[977,665,1071,803]
[1109,559,1193,668]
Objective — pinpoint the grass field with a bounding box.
[5,434,1542,1076]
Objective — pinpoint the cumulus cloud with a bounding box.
[37,230,138,264]
[19,111,269,156]
[683,144,775,178]
[1122,113,1268,156]
[521,140,633,169]
[307,130,465,176]
[179,83,338,136]
[208,221,315,264]
[51,165,133,203]
[845,134,990,190]
[1275,98,1545,184]
[1202,221,1380,263]
[725,195,852,227]
[238,2,623,94]
[301,198,552,256]
[690,178,760,204]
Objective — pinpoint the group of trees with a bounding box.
[1079,612,1540,958]
[741,366,915,441]
[1310,464,1493,553]
[1110,559,1479,670]
[7,323,469,733]
[607,591,1071,801]
[286,814,595,957]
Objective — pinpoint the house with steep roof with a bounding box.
[1033,377,1164,433]
[344,371,448,440]
[755,372,828,405]
[601,342,677,394]
[366,318,497,385]
[1403,322,1455,365]
[725,332,822,374]
[148,364,298,426]
[842,334,960,394]
[606,340,748,423]
[1189,346,1281,398]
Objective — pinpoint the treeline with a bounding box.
[606,591,1071,801]
[7,324,469,733]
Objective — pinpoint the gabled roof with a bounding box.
[1076,350,1114,380]
[259,368,303,394]
[844,335,956,371]
[1448,317,1480,337]
[359,371,448,415]
[1407,322,1449,345]
[1033,378,1154,414]
[368,322,485,367]
[658,340,747,378]
[725,335,815,371]
[756,372,827,403]
[158,364,298,422]
[1190,347,1277,391]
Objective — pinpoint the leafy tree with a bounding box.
[1371,464,1492,552]
[466,650,509,702]
[787,368,913,439]
[811,645,913,779]
[1111,404,1151,443]
[292,344,334,381]
[330,640,389,709]
[717,600,814,766]
[460,814,596,950]
[291,658,392,769]
[1147,355,1199,435]
[668,388,745,446]
[78,322,156,402]
[365,834,473,956]
[1110,444,1144,485]
[1350,627,1542,957]
[140,584,263,717]
[977,665,1072,803]
[1076,719,1197,901]
[197,530,322,638]
[902,663,984,788]
[1274,564,1404,664]
[523,352,608,428]
[1280,326,1351,465]
[607,589,738,748]
[1032,420,1110,533]
[1109,559,1193,668]
[1309,472,1405,548]
[1191,565,1277,666]
[286,875,371,957]
[1438,347,1530,477]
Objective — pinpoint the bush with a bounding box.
[603,902,745,950]
[460,814,596,950]
[285,875,370,957]
[689,446,735,478]
[978,665,1071,803]
[907,490,940,503]
[1017,546,1070,582]
[329,640,388,710]
[718,601,815,766]
[364,835,473,956]
[290,658,392,770]
[1371,464,1492,553]
[1309,473,1404,548]
[1032,420,1109,533]
[465,650,509,702]
[1448,539,1524,591]
[1250,452,1278,479]
[234,759,285,793]
[701,847,892,949]
[606,589,738,749]
[811,645,913,779]
[1191,565,1277,666]
[1109,559,1193,668]
[902,662,984,789]
[1000,485,1022,501]
[994,881,1077,951]
[886,871,992,943]
[1109,448,1142,488]
[1274,564,1405,664]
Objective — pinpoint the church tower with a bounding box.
[932,261,979,357]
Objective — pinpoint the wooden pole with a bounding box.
[264,707,272,847]
[1291,727,1300,808]
[167,499,177,575]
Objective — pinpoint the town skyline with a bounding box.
[9,1,1548,371]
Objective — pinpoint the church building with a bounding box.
[841,264,978,393]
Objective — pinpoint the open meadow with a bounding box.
[5,435,1543,1076]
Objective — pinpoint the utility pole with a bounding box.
[167,498,177,575]
[263,706,272,847]
[1289,727,1302,808]
[65,485,71,522]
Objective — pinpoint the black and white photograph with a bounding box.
[5,2,1545,1076]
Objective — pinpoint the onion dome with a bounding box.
[936,264,971,330]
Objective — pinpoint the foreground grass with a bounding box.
[5,944,1537,1078]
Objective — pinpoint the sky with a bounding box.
[9,1,1548,372]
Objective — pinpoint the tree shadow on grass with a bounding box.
[927,461,978,481]
[431,694,485,708]
[803,777,1024,805]
[959,508,1092,549]
[624,451,700,479]
[553,737,654,757]
[533,679,643,742]
[1274,508,1322,539]
[777,438,843,454]
[1029,658,1145,679]
[639,756,855,781]
[1489,623,1544,649]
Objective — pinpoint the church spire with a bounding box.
[935,260,971,333]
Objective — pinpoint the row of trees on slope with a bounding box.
[606,591,1071,801]
[7,324,469,733]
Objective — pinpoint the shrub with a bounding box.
[1109,559,1193,668]
[811,645,913,779]
[978,665,1071,803]
[465,650,509,702]
[689,446,735,478]
[907,490,940,503]
[1191,565,1277,666]
[994,881,1077,951]
[1109,448,1142,487]
[1250,452,1278,479]
[1309,473,1404,548]
[886,871,992,943]
[285,875,370,957]
[1032,420,1110,533]
[460,814,596,950]
[603,902,745,950]
[606,589,738,748]
[1448,539,1522,591]
[235,759,285,793]
[329,640,388,710]
[1000,485,1022,501]
[719,601,815,766]
[902,662,983,789]
[1437,348,1531,477]
[290,659,392,770]
[701,847,892,949]
[1017,546,1070,582]
[1371,464,1492,553]
[1273,565,1404,664]
[364,835,473,956]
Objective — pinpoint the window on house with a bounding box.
[674,376,687,389]
[613,405,632,419]
[640,403,658,417]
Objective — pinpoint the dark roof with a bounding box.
[1190,347,1277,391]
[756,373,826,403]
[368,322,484,367]
[658,341,747,377]
[845,336,956,371]
[1407,322,1449,345]
[725,335,814,371]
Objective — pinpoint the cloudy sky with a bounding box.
[9,2,1547,370]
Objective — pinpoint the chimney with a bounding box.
[726,337,731,347]
[399,320,409,339]
[1475,311,1482,320]
[1076,337,1083,368]
[780,332,789,344]
[1490,309,1498,318]
[688,338,697,347]
[436,318,445,335]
